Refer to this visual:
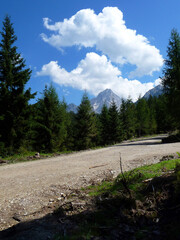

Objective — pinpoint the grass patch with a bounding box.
[55,157,180,239]
[1,150,73,164]
[87,181,113,197]
[86,158,180,197]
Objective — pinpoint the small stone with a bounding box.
[155,218,159,223]
[34,152,40,158]
[61,193,66,198]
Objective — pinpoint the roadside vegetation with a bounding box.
[1,150,73,164]
[53,156,180,240]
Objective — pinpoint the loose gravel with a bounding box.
[0,135,180,230]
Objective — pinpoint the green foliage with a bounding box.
[108,100,120,144]
[174,162,180,198]
[64,111,76,150]
[119,98,137,140]
[136,98,150,136]
[3,150,73,164]
[177,152,180,158]
[163,29,180,130]
[147,96,157,134]
[32,84,69,152]
[0,16,35,156]
[99,104,110,145]
[154,95,173,133]
[74,92,97,150]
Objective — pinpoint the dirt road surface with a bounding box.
[0,135,180,230]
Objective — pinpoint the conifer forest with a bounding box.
[0,16,180,157]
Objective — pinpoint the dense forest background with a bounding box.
[0,16,180,157]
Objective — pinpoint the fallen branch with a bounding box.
[89,164,108,169]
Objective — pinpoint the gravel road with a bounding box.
[0,135,180,230]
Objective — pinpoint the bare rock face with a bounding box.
[67,89,122,114]
[143,84,164,99]
[90,89,122,113]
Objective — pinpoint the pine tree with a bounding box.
[74,92,97,150]
[147,96,157,134]
[0,16,35,155]
[108,100,120,144]
[99,104,110,145]
[65,111,76,150]
[136,98,150,136]
[32,85,69,152]
[155,95,173,133]
[162,29,180,130]
[119,98,136,140]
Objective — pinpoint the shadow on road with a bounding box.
[0,213,60,240]
[115,135,166,147]
[0,175,175,240]
[117,141,161,147]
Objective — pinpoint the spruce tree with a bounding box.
[32,85,69,152]
[65,111,76,150]
[136,98,150,136]
[75,92,97,150]
[99,104,110,145]
[162,29,180,130]
[119,98,136,140]
[147,96,157,134]
[0,16,35,155]
[108,100,120,144]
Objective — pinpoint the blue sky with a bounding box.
[0,0,180,105]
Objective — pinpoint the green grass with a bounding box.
[1,150,73,164]
[86,158,180,197]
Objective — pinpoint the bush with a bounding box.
[162,133,180,143]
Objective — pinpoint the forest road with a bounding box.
[0,135,180,230]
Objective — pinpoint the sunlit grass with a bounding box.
[86,158,180,197]
[1,150,73,164]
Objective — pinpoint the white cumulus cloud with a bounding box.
[41,7,163,78]
[154,78,162,86]
[37,52,159,101]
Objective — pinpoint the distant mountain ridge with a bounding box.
[143,84,164,99]
[67,89,122,114]
[67,85,164,113]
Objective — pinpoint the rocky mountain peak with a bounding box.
[90,89,122,113]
